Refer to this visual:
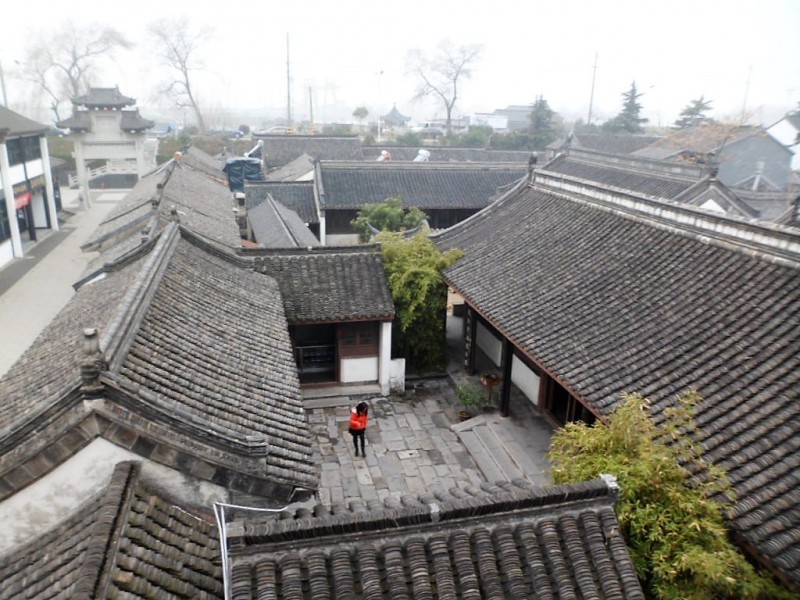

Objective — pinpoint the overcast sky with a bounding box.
[2,0,798,129]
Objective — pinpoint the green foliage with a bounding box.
[549,392,791,600]
[488,131,535,150]
[321,122,355,136]
[351,197,428,241]
[459,126,492,148]
[393,131,423,147]
[603,81,649,133]
[352,106,369,120]
[456,382,484,410]
[529,95,560,150]
[378,231,463,372]
[674,96,714,129]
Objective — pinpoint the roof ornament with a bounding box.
[170,205,180,222]
[600,473,620,497]
[376,150,392,162]
[528,153,538,182]
[80,328,107,397]
[413,148,430,162]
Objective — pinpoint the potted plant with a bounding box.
[456,382,484,421]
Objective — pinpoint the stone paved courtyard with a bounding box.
[306,379,488,506]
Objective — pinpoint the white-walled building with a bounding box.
[0,106,59,269]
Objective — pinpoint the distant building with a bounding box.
[0,105,59,269]
[767,109,800,171]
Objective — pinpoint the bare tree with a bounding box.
[149,17,212,134]
[18,21,131,123]
[407,40,482,132]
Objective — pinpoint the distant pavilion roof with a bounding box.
[381,104,411,126]
[71,86,137,109]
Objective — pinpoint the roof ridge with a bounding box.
[101,222,182,373]
[73,462,141,599]
[226,479,614,546]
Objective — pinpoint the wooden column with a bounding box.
[464,306,477,375]
[499,338,513,417]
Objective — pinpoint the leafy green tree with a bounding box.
[378,231,463,372]
[549,392,791,600]
[488,131,534,150]
[351,196,428,241]
[603,81,648,133]
[459,125,492,148]
[529,95,559,149]
[674,96,714,129]
[393,131,423,147]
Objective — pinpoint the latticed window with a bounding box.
[339,322,379,357]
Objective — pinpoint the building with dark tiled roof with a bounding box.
[381,104,411,128]
[0,222,318,555]
[0,105,60,269]
[361,146,533,163]
[251,245,398,393]
[435,167,800,591]
[247,195,320,248]
[547,132,663,157]
[220,476,643,599]
[633,123,793,192]
[315,160,527,244]
[264,152,315,181]
[0,461,223,599]
[81,149,241,263]
[56,86,155,207]
[251,134,362,169]
[538,148,784,222]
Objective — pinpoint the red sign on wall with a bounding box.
[15,192,31,209]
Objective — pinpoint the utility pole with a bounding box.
[308,86,314,134]
[740,64,752,125]
[286,34,292,127]
[587,52,598,126]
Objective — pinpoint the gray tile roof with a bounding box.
[317,161,527,210]
[253,135,362,168]
[115,230,316,488]
[437,182,800,587]
[549,132,662,154]
[71,87,136,108]
[0,224,317,499]
[119,110,155,132]
[0,461,223,599]
[633,124,767,160]
[179,145,228,180]
[0,106,48,138]
[225,477,644,599]
[541,151,700,198]
[252,246,395,323]
[245,181,318,224]
[361,146,532,162]
[248,196,320,248]
[82,158,241,260]
[264,152,315,181]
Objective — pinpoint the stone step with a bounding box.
[457,430,506,484]
[454,412,555,486]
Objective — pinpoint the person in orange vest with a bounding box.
[348,401,369,456]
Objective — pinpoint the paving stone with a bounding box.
[385,439,408,452]
[401,460,420,477]
[378,419,398,431]
[397,450,420,459]
[405,476,426,494]
[330,487,344,503]
[307,413,326,424]
[419,465,438,486]
[434,464,451,477]
[380,429,404,442]
[354,463,374,486]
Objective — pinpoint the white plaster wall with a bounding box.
[25,159,44,178]
[476,321,502,367]
[31,192,47,224]
[0,438,228,555]
[700,199,726,214]
[379,321,392,395]
[511,355,541,406]
[0,239,13,268]
[325,233,361,246]
[341,356,379,382]
[390,358,406,393]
